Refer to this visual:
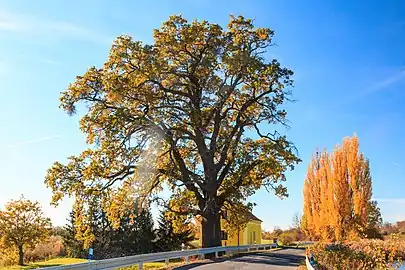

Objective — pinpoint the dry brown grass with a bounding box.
[308,238,405,269]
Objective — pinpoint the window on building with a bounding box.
[253,231,256,243]
[220,230,228,240]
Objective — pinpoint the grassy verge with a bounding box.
[1,247,286,270]
[281,242,313,249]
[260,239,274,244]
[1,258,186,270]
[0,258,87,270]
[118,261,186,270]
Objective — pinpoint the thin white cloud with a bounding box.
[373,198,405,204]
[3,134,62,148]
[0,9,111,44]
[334,68,405,107]
[372,69,405,91]
[358,69,405,99]
[392,162,402,167]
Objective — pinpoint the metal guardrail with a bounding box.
[306,256,316,270]
[306,254,320,270]
[43,243,277,270]
[294,241,315,247]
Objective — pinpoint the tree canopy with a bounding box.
[0,196,51,265]
[45,14,300,247]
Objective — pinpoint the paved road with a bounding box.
[174,248,305,269]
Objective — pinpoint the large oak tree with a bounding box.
[45,15,300,248]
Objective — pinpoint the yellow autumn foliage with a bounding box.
[302,135,379,242]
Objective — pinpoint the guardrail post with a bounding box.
[138,262,143,270]
[215,251,218,259]
[247,247,250,252]
[185,256,189,263]
[165,258,169,265]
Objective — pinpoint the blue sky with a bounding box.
[0,0,404,231]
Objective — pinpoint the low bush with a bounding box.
[308,239,405,269]
[25,236,66,262]
[0,245,18,267]
[0,236,66,266]
[278,233,294,246]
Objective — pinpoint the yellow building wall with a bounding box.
[198,217,262,247]
[221,220,261,246]
[244,220,262,245]
[221,228,244,246]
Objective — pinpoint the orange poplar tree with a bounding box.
[301,135,381,242]
[302,156,316,237]
[319,151,332,241]
[330,145,352,241]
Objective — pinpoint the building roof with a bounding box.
[248,212,262,222]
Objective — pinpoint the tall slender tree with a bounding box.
[343,136,372,236]
[155,210,193,252]
[302,161,314,238]
[306,153,322,239]
[62,212,86,258]
[319,151,332,241]
[330,145,352,241]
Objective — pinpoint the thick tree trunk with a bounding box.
[201,211,221,248]
[18,245,24,266]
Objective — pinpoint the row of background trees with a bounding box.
[0,196,195,266]
[262,213,305,245]
[262,213,405,246]
[61,207,194,259]
[263,135,404,245]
